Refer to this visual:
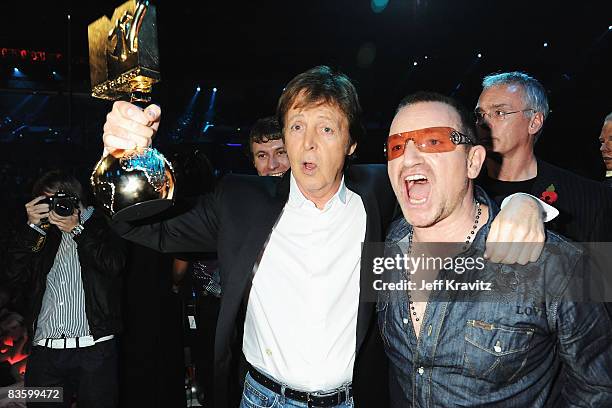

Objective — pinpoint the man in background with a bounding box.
[475,71,612,241]
[599,112,612,187]
[6,170,126,408]
[248,116,290,176]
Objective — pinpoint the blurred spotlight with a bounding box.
[213,87,217,92]
[424,55,428,60]
[357,42,377,68]
[413,61,418,66]
[196,86,201,92]
[543,42,548,47]
[370,0,388,13]
[13,68,25,78]
[477,53,482,58]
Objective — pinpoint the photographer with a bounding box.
[5,170,126,408]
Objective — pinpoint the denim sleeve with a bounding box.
[554,298,612,406]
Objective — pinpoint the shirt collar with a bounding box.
[287,172,348,210]
[606,171,612,178]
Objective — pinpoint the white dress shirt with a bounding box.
[243,174,367,392]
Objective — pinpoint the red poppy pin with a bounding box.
[540,184,558,205]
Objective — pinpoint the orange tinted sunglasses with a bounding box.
[385,127,475,161]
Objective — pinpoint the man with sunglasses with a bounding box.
[378,91,612,407]
[475,71,612,241]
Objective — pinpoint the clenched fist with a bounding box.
[102,101,161,156]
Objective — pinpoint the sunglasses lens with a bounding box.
[419,135,454,153]
[386,135,406,160]
[386,128,456,160]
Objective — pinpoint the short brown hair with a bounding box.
[277,65,363,147]
[248,116,283,159]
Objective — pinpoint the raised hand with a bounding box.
[102,101,161,156]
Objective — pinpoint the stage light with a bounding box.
[477,53,482,58]
[52,71,57,75]
[609,25,612,30]
[213,87,217,92]
[424,55,428,60]
[371,0,389,13]
[196,86,201,92]
[543,42,548,47]
[413,61,418,66]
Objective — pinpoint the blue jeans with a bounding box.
[240,372,354,408]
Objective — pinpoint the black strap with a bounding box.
[248,365,352,407]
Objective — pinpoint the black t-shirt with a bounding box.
[478,174,536,207]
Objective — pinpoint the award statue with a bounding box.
[88,0,175,221]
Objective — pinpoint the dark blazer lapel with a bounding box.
[531,160,556,201]
[346,172,382,354]
[531,159,565,232]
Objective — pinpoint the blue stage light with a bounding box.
[371,0,388,13]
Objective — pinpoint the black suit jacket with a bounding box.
[480,159,612,242]
[113,164,396,407]
[531,160,612,242]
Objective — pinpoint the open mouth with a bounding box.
[269,172,285,177]
[302,162,317,174]
[405,174,431,205]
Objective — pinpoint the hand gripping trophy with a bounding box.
[88,0,175,221]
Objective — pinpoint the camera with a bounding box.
[41,191,80,217]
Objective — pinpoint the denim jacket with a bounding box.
[377,187,612,407]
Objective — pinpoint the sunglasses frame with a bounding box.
[384,126,475,161]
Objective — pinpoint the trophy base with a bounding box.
[112,198,173,222]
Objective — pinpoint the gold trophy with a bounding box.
[89,0,175,221]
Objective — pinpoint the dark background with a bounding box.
[1,0,610,173]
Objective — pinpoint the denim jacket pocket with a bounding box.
[462,319,534,385]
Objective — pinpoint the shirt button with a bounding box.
[402,318,409,324]
[418,367,425,375]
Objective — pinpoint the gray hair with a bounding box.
[605,112,612,123]
[482,72,550,121]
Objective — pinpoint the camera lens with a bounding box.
[54,198,75,217]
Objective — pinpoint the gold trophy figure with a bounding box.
[89,0,175,221]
